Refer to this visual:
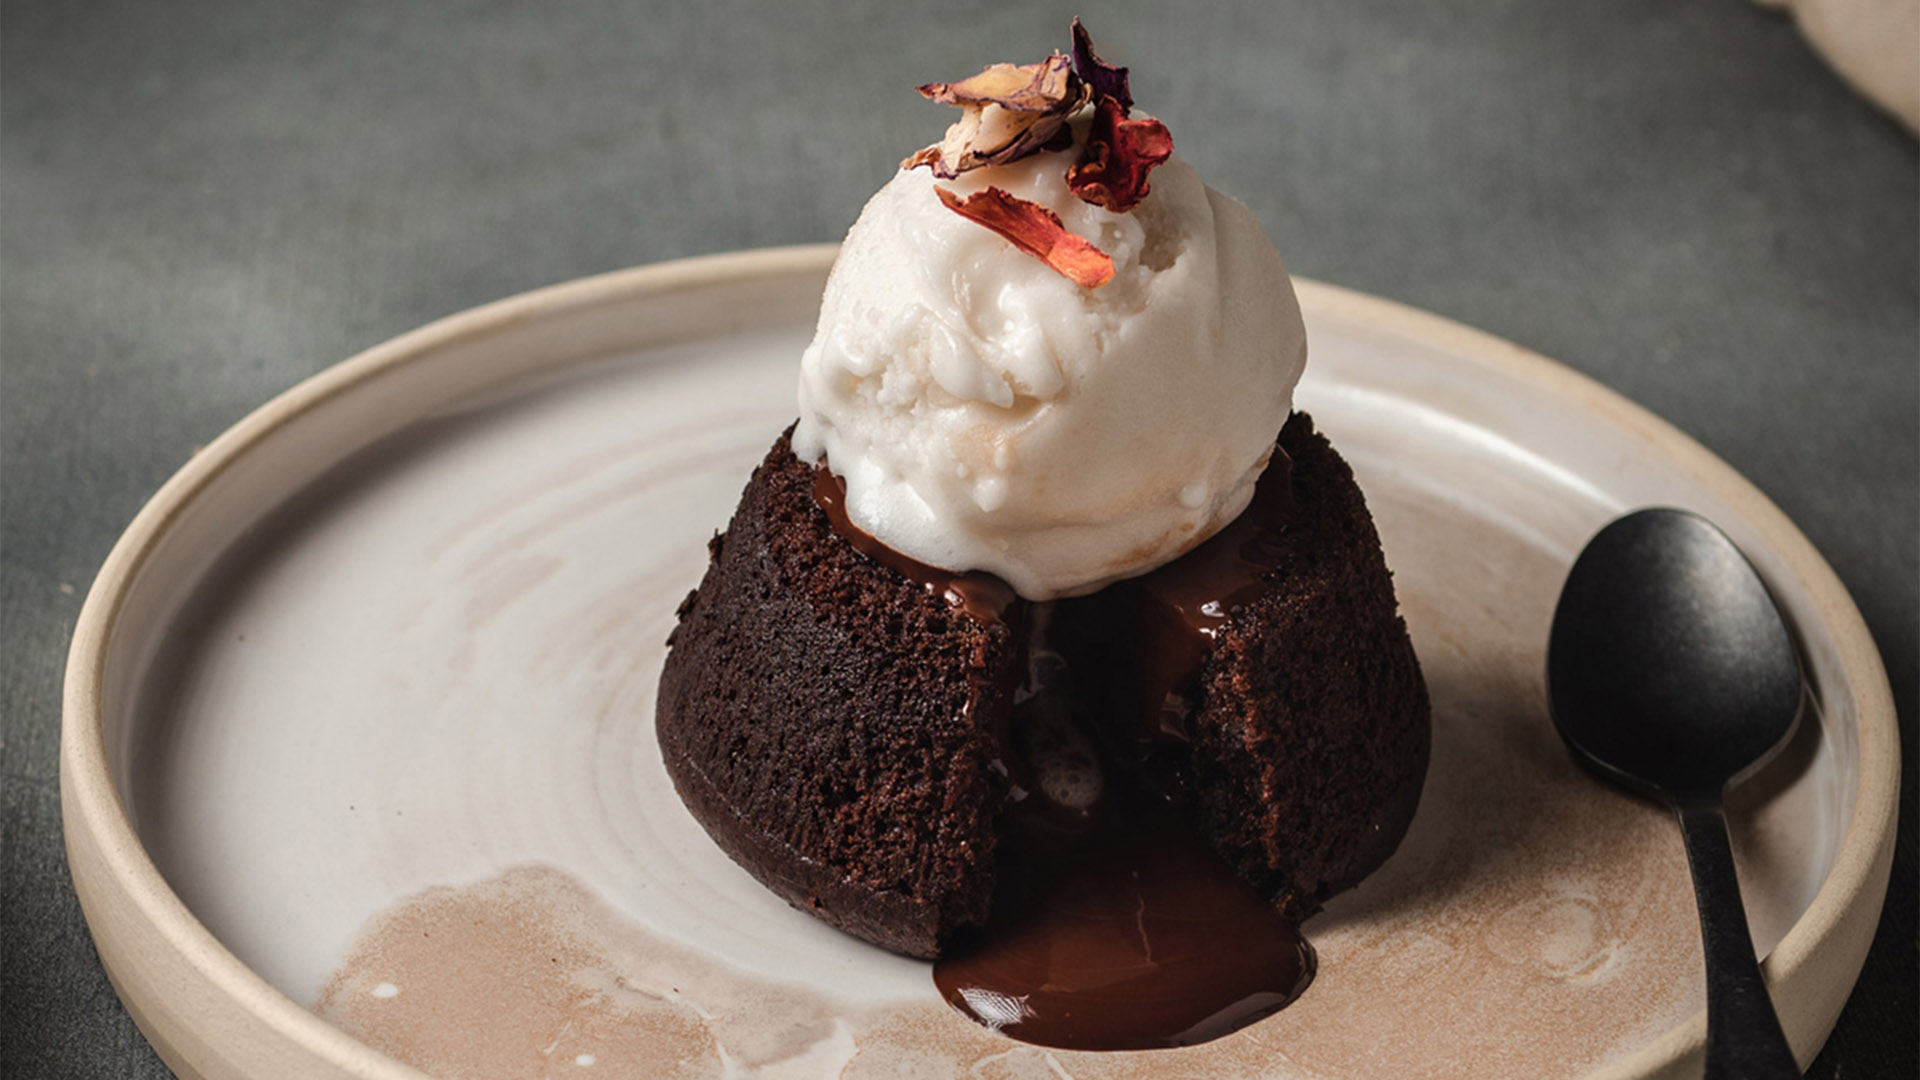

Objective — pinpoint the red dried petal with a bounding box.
[1069,18,1132,114]
[1066,96,1173,213]
[936,186,1115,288]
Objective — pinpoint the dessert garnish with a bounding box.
[1068,16,1132,112]
[906,55,1085,179]
[933,187,1115,288]
[1064,95,1172,213]
[905,18,1173,283]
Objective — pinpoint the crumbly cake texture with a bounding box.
[655,427,1021,957]
[1193,413,1431,922]
[656,414,1429,957]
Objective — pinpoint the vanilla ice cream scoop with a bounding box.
[793,139,1307,600]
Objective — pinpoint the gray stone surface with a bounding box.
[3,1,1913,1076]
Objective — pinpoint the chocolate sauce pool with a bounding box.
[814,453,1317,1051]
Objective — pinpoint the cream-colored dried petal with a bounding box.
[917,54,1077,113]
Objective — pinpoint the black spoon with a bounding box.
[1547,508,1803,1080]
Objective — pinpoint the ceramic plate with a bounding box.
[63,246,1898,1080]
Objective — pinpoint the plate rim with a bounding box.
[60,244,1899,1080]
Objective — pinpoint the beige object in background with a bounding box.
[63,248,1898,1079]
[1757,0,1920,131]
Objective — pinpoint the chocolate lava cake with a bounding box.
[655,412,1429,959]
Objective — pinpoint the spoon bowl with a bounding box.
[1548,507,1803,806]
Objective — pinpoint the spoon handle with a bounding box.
[1676,803,1801,1079]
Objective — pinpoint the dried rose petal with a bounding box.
[1069,17,1132,114]
[906,102,1082,178]
[936,106,1070,177]
[936,186,1115,288]
[906,53,1089,178]
[918,55,1078,112]
[1066,96,1172,213]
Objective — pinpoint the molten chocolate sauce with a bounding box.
[812,468,1016,624]
[934,814,1313,1051]
[1089,448,1301,753]
[812,451,1320,1051]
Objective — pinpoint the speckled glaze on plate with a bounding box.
[62,246,1897,1080]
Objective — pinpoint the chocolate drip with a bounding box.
[814,451,1320,1051]
[1098,447,1297,751]
[812,467,1016,624]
